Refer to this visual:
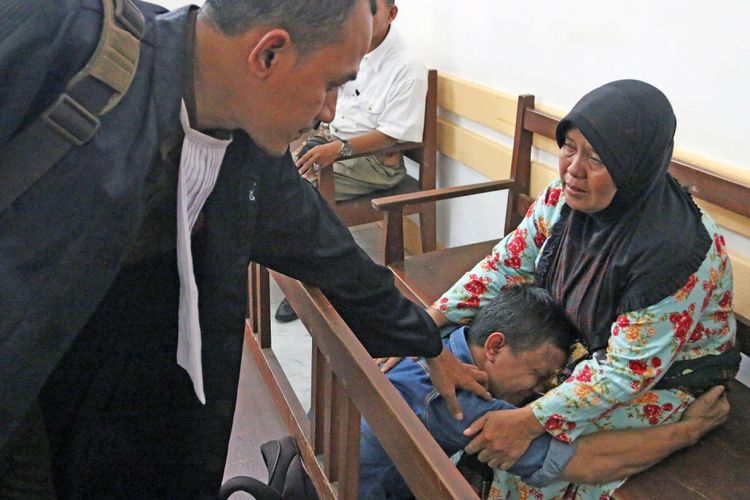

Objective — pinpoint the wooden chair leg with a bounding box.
[418,201,437,253]
[311,344,327,455]
[336,398,361,499]
[251,264,272,348]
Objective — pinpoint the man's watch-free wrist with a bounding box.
[339,139,353,158]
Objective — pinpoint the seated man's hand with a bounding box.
[464,406,545,470]
[296,141,341,179]
[680,385,730,445]
[426,347,490,421]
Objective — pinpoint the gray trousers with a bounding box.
[327,154,406,201]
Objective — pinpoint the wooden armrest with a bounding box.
[372,178,516,211]
[377,178,515,266]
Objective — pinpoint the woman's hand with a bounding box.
[463,406,545,470]
[296,141,341,178]
[680,385,730,444]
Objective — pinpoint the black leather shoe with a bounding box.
[274,298,298,323]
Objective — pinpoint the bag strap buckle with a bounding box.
[114,0,145,40]
[42,93,100,146]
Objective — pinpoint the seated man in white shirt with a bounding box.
[275,0,427,322]
[295,0,427,200]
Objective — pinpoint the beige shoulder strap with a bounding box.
[0,0,144,212]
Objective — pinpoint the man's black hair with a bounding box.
[467,286,573,354]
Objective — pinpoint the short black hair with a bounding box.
[467,286,573,354]
[202,0,361,55]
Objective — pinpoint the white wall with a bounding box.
[396,0,750,171]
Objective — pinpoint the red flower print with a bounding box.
[463,275,488,297]
[533,231,546,248]
[712,311,729,323]
[575,365,593,383]
[719,290,732,308]
[526,202,536,218]
[629,359,648,375]
[669,306,695,344]
[714,233,725,253]
[717,341,733,353]
[544,414,565,431]
[616,315,630,327]
[644,403,662,425]
[545,187,562,206]
[503,256,522,269]
[683,274,698,293]
[689,322,706,343]
[556,433,571,444]
[702,281,717,311]
[456,297,480,309]
[506,230,527,256]
[651,357,662,368]
[662,402,674,412]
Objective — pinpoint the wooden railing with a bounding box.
[245,263,479,499]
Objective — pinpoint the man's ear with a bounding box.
[485,331,506,361]
[247,29,293,79]
[388,4,399,23]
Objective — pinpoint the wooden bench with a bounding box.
[372,95,750,498]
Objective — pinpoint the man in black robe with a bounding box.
[0,0,488,497]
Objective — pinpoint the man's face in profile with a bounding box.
[249,0,372,155]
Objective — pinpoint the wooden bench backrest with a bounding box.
[510,99,750,355]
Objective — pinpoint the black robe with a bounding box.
[0,1,440,495]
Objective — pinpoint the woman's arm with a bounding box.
[560,385,729,484]
[434,179,566,325]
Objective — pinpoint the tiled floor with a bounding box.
[265,222,384,410]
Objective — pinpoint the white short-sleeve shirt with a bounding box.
[329,29,427,143]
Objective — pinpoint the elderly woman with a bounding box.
[430,80,737,498]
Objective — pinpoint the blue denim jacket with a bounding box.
[359,327,575,498]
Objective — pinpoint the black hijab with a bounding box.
[535,80,711,351]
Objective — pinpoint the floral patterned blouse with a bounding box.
[435,177,735,442]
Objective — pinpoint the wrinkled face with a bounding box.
[244,0,372,155]
[486,341,566,406]
[559,128,618,213]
